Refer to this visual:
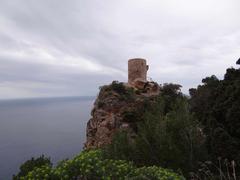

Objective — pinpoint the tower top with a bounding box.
[128,58,146,62]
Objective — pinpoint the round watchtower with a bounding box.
[128,58,149,85]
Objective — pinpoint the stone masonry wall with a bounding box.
[128,58,148,85]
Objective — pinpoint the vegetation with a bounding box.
[13,155,52,180]
[103,84,207,177]
[15,150,184,180]
[189,68,240,167]
[99,81,135,102]
[190,159,237,180]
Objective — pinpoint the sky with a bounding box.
[0,0,239,99]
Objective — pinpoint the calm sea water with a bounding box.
[0,97,94,180]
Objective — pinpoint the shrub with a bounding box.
[99,81,135,102]
[111,81,126,94]
[190,159,238,180]
[13,155,52,180]
[127,166,184,180]
[17,150,184,180]
[111,81,135,101]
[102,131,135,161]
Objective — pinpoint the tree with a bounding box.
[189,67,240,164]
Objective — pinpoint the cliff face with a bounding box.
[85,80,160,149]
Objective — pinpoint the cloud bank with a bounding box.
[0,0,239,99]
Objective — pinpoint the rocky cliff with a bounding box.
[85,80,160,149]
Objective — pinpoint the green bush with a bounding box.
[18,150,184,180]
[111,81,126,94]
[102,131,135,161]
[13,155,52,180]
[127,166,184,180]
[99,81,135,102]
[111,81,135,101]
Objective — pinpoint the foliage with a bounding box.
[111,81,127,95]
[160,83,183,114]
[190,159,238,180]
[135,97,206,172]
[189,68,240,166]
[122,110,142,123]
[13,155,52,180]
[103,87,207,177]
[127,166,184,180]
[102,131,135,161]
[161,83,182,97]
[99,81,135,102]
[16,150,184,180]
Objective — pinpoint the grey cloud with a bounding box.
[0,0,239,98]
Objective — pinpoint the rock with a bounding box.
[132,78,147,90]
[84,81,160,149]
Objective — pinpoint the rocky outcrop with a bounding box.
[85,80,160,149]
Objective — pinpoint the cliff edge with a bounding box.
[85,80,160,149]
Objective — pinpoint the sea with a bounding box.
[0,96,95,180]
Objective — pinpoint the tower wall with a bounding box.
[128,58,148,84]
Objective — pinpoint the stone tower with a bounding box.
[128,58,149,85]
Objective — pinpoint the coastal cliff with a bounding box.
[85,80,160,149]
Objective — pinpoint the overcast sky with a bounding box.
[0,0,239,99]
